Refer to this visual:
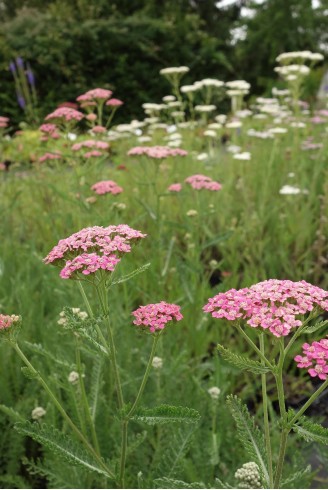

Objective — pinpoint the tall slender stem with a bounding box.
[274,338,288,489]
[12,343,114,479]
[290,377,328,426]
[119,421,128,488]
[128,336,160,418]
[259,334,273,489]
[236,325,274,369]
[75,338,101,456]
[273,429,289,489]
[78,281,94,318]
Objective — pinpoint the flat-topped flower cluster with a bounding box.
[295,338,328,380]
[91,180,123,195]
[185,174,222,191]
[0,314,19,330]
[45,107,84,122]
[132,301,183,333]
[204,279,328,337]
[44,225,146,279]
[128,145,188,159]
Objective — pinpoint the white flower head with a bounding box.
[32,406,46,420]
[208,386,221,400]
[68,371,80,384]
[152,357,163,369]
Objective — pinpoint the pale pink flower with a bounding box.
[45,107,84,122]
[86,113,97,121]
[77,88,112,102]
[295,337,328,380]
[60,253,120,279]
[39,152,62,163]
[128,146,188,159]
[84,150,103,158]
[0,314,19,330]
[168,183,182,192]
[92,180,123,195]
[132,302,183,333]
[185,174,222,191]
[204,279,328,337]
[106,98,123,107]
[91,125,106,133]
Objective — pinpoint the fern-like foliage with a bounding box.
[110,262,151,286]
[302,320,328,335]
[90,357,103,423]
[130,404,201,425]
[292,417,328,445]
[226,395,269,486]
[217,344,270,374]
[281,465,312,488]
[0,404,25,423]
[14,422,112,479]
[154,476,205,488]
[156,426,197,479]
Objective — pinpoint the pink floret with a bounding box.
[128,146,188,159]
[91,180,123,195]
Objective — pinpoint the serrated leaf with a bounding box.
[281,465,312,488]
[76,328,109,356]
[14,422,113,479]
[0,404,25,422]
[214,477,234,489]
[130,404,201,425]
[226,395,269,486]
[302,320,328,335]
[111,262,151,286]
[157,426,196,478]
[293,417,328,445]
[154,477,205,488]
[217,344,270,374]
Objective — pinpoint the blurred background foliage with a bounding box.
[0,0,328,124]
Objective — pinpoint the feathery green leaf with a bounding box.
[217,344,270,374]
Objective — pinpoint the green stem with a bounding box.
[78,281,94,318]
[260,334,273,489]
[75,338,101,456]
[128,335,160,418]
[274,338,288,489]
[290,377,328,426]
[236,325,274,369]
[12,343,114,479]
[119,421,128,488]
[273,429,289,489]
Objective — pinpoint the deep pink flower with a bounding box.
[92,180,123,195]
[44,225,146,266]
[204,279,328,337]
[84,150,103,158]
[60,253,120,279]
[168,183,182,192]
[295,336,328,380]
[0,314,19,330]
[132,301,183,333]
[128,146,188,159]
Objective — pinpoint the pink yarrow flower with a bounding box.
[84,150,103,158]
[39,152,62,163]
[204,279,328,337]
[295,336,328,380]
[106,98,124,107]
[44,225,146,279]
[185,174,222,191]
[0,314,19,330]
[132,302,183,333]
[45,107,84,122]
[168,183,182,192]
[72,140,109,151]
[60,253,120,279]
[77,88,112,102]
[128,146,188,159]
[91,125,107,134]
[92,180,123,195]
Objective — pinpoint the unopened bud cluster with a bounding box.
[235,462,262,489]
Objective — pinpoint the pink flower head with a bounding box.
[91,125,106,134]
[204,279,328,337]
[91,180,123,195]
[185,174,222,191]
[60,253,120,279]
[72,140,109,151]
[0,314,19,330]
[132,301,183,333]
[128,146,188,159]
[84,150,103,158]
[295,336,328,380]
[77,88,112,102]
[39,152,62,163]
[86,113,97,121]
[106,98,123,107]
[45,107,84,122]
[168,183,182,192]
[44,225,147,278]
[0,116,9,128]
